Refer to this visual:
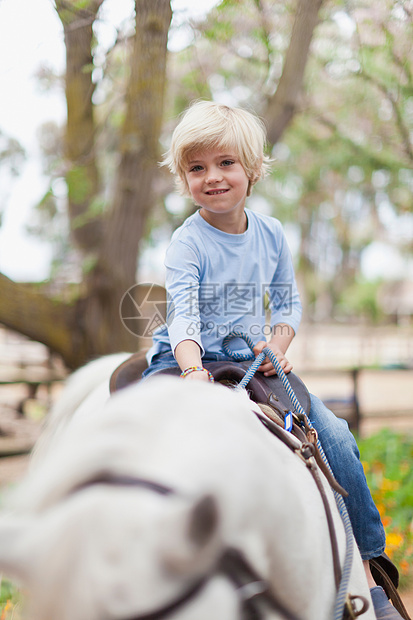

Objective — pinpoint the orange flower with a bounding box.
[382,516,392,528]
[386,532,404,550]
[375,503,386,518]
[380,479,400,492]
[0,600,13,620]
[361,460,369,473]
[400,559,410,576]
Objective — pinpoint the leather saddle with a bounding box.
[109,350,311,417]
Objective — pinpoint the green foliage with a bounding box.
[0,131,26,228]
[0,580,16,606]
[81,63,95,75]
[0,579,21,619]
[74,0,92,10]
[0,131,25,175]
[66,166,93,204]
[81,253,99,275]
[337,279,384,323]
[358,430,413,588]
[36,187,59,220]
[72,196,106,230]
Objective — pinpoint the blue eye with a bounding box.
[221,159,234,167]
[189,165,203,172]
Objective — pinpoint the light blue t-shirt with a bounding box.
[147,208,302,362]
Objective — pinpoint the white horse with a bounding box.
[0,357,376,620]
[30,352,131,465]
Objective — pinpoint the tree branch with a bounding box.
[263,0,324,144]
[0,274,78,364]
[253,0,273,83]
[315,113,405,171]
[358,71,413,162]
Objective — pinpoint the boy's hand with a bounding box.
[253,340,293,375]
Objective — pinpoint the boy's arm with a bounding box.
[164,239,206,372]
[253,323,295,375]
[174,339,210,382]
[258,222,301,376]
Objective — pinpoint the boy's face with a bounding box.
[184,148,250,226]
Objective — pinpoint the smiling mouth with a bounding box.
[205,189,229,195]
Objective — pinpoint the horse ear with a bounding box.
[0,517,36,582]
[188,494,219,546]
[161,494,221,574]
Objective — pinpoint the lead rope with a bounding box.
[222,332,355,620]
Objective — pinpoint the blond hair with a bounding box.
[162,100,271,196]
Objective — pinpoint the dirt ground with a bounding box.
[402,592,413,617]
[0,405,43,486]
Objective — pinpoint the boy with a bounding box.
[143,100,400,619]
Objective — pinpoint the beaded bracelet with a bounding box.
[180,366,214,382]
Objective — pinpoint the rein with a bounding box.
[221,332,362,620]
[74,472,302,620]
[73,473,175,497]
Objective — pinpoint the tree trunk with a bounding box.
[100,0,172,283]
[76,0,173,359]
[0,0,172,369]
[263,0,323,143]
[56,0,104,251]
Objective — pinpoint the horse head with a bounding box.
[0,486,233,620]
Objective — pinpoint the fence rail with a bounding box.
[298,367,413,435]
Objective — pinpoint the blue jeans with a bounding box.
[309,394,385,561]
[143,354,385,560]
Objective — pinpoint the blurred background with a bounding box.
[0,0,412,609]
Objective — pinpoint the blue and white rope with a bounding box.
[222,331,354,620]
